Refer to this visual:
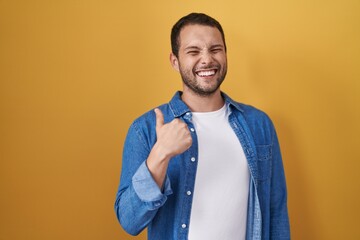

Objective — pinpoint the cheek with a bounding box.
[216,55,227,64]
[179,56,198,67]
[180,62,195,73]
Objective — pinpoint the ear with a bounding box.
[169,53,180,72]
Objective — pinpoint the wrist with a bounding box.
[151,142,172,163]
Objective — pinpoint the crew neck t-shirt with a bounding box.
[188,104,250,240]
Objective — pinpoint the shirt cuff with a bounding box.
[132,161,173,209]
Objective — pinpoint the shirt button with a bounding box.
[191,157,196,162]
[186,112,191,115]
[182,224,187,229]
[186,191,192,196]
[190,128,195,132]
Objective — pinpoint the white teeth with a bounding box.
[197,70,215,77]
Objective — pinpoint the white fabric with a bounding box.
[188,104,250,240]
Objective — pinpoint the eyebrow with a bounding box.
[210,44,224,49]
[184,46,201,51]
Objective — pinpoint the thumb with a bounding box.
[154,108,164,129]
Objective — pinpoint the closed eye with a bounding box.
[211,48,223,53]
[187,51,200,56]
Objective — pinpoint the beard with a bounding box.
[179,62,227,97]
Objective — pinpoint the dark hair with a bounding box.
[171,13,227,57]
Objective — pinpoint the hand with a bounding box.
[146,108,192,188]
[154,108,192,159]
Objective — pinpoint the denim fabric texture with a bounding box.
[115,91,290,240]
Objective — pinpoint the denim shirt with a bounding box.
[115,91,290,240]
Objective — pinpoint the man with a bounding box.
[115,13,290,240]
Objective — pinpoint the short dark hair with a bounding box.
[171,13,227,57]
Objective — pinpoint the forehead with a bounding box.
[178,24,224,49]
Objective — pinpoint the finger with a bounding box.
[154,108,164,128]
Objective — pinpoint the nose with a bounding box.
[200,51,213,65]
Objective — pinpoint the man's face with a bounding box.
[171,24,227,96]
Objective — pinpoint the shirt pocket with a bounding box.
[256,145,272,181]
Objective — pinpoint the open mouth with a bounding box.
[195,69,217,77]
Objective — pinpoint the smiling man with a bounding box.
[115,13,290,240]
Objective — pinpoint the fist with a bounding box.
[154,108,192,158]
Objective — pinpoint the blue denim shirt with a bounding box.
[115,91,290,240]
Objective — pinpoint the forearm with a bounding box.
[115,184,158,235]
[146,142,171,188]
[115,161,173,235]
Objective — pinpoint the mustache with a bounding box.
[194,64,220,71]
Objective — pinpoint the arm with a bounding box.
[114,108,192,235]
[270,125,291,239]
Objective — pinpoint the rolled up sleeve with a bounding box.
[132,161,173,210]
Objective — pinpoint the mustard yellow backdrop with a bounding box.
[1,0,359,239]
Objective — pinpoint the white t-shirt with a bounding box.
[188,104,250,240]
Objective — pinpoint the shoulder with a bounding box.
[229,99,273,125]
[230,101,277,144]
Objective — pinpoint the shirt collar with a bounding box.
[222,92,244,113]
[168,91,244,118]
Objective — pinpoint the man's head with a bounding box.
[170,13,228,97]
[171,13,227,58]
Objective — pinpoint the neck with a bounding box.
[181,88,225,112]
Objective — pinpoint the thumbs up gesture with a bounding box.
[154,108,192,158]
[146,108,193,188]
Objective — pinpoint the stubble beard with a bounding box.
[179,63,227,97]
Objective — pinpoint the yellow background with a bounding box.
[1,0,359,239]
